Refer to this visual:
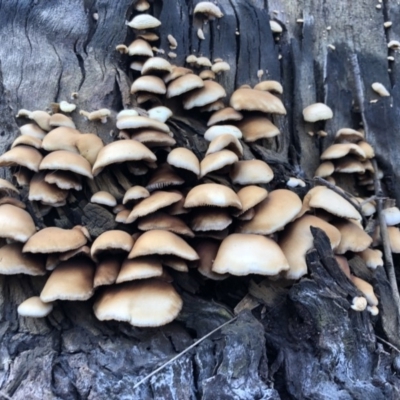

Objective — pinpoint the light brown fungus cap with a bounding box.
[93,279,183,327]
[190,209,232,231]
[93,257,121,288]
[0,243,45,275]
[19,123,46,139]
[167,74,204,98]
[230,88,286,114]
[280,215,341,280]
[146,164,185,191]
[91,191,117,207]
[207,107,243,126]
[335,128,364,143]
[320,143,366,160]
[167,147,200,176]
[0,178,19,195]
[130,75,167,95]
[194,240,228,280]
[130,130,176,148]
[138,212,194,237]
[40,258,95,302]
[40,150,93,179]
[204,125,242,141]
[184,184,242,210]
[356,248,383,269]
[254,80,283,94]
[236,116,280,142]
[230,160,274,185]
[206,134,243,157]
[75,134,104,166]
[200,150,238,177]
[142,57,172,75]
[238,189,302,234]
[11,135,42,149]
[17,296,53,318]
[183,80,226,109]
[333,220,373,254]
[212,234,289,276]
[91,230,134,260]
[49,113,76,129]
[116,257,163,283]
[235,186,269,215]
[0,146,43,172]
[45,171,82,191]
[314,161,335,177]
[116,116,170,133]
[0,204,36,242]
[123,186,150,204]
[128,230,199,261]
[92,140,157,176]
[302,186,362,221]
[23,227,87,254]
[28,173,68,206]
[126,191,183,223]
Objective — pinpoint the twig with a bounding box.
[376,335,400,354]
[133,316,238,390]
[313,176,365,221]
[371,158,400,312]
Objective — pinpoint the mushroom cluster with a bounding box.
[0,3,392,326]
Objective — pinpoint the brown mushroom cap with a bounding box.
[93,257,121,288]
[230,88,286,114]
[200,150,238,178]
[130,130,176,147]
[230,160,274,185]
[167,74,204,98]
[29,110,51,131]
[320,143,366,160]
[127,191,183,223]
[128,230,199,261]
[238,189,302,234]
[280,215,341,280]
[44,171,82,191]
[123,186,150,204]
[49,113,76,129]
[167,147,200,176]
[184,184,242,209]
[236,116,280,142]
[190,209,232,231]
[0,178,19,195]
[314,161,335,177]
[194,1,224,18]
[11,135,42,149]
[92,140,157,176]
[141,57,172,75]
[235,186,269,216]
[93,279,183,327]
[131,75,167,95]
[23,227,87,254]
[0,204,36,242]
[356,248,383,269]
[19,123,46,139]
[351,276,379,306]
[90,191,117,207]
[193,240,228,280]
[40,258,95,302]
[116,257,163,283]
[0,243,45,275]
[333,220,373,254]
[204,125,242,141]
[207,107,243,126]
[75,133,104,166]
[164,66,193,83]
[146,164,185,191]
[40,150,93,179]
[0,146,43,172]
[254,80,283,94]
[206,133,243,157]
[91,230,134,260]
[116,116,170,133]
[138,212,194,237]
[302,186,362,221]
[17,296,53,318]
[28,172,68,206]
[335,128,364,143]
[212,234,289,276]
[183,80,226,109]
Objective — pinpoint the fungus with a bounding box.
[302,103,333,122]
[18,296,53,318]
[230,88,286,114]
[127,14,162,30]
[371,82,390,97]
[212,234,289,276]
[93,280,183,327]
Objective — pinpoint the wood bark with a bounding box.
[0,0,399,399]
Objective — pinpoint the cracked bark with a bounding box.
[0,0,400,399]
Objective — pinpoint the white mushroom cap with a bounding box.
[93,279,183,327]
[302,103,333,122]
[382,207,400,226]
[212,234,289,276]
[204,125,242,141]
[127,14,162,29]
[18,296,53,318]
[184,184,242,209]
[194,2,224,18]
[230,160,274,185]
[90,191,117,207]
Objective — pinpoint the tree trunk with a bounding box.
[0,0,399,399]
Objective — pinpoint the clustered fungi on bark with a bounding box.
[0,1,396,333]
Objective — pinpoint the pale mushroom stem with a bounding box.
[371,159,400,312]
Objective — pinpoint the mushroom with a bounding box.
[17,296,53,318]
[302,103,333,122]
[93,279,183,327]
[193,2,224,18]
[0,204,36,242]
[212,234,289,276]
[230,88,286,114]
[127,14,162,30]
